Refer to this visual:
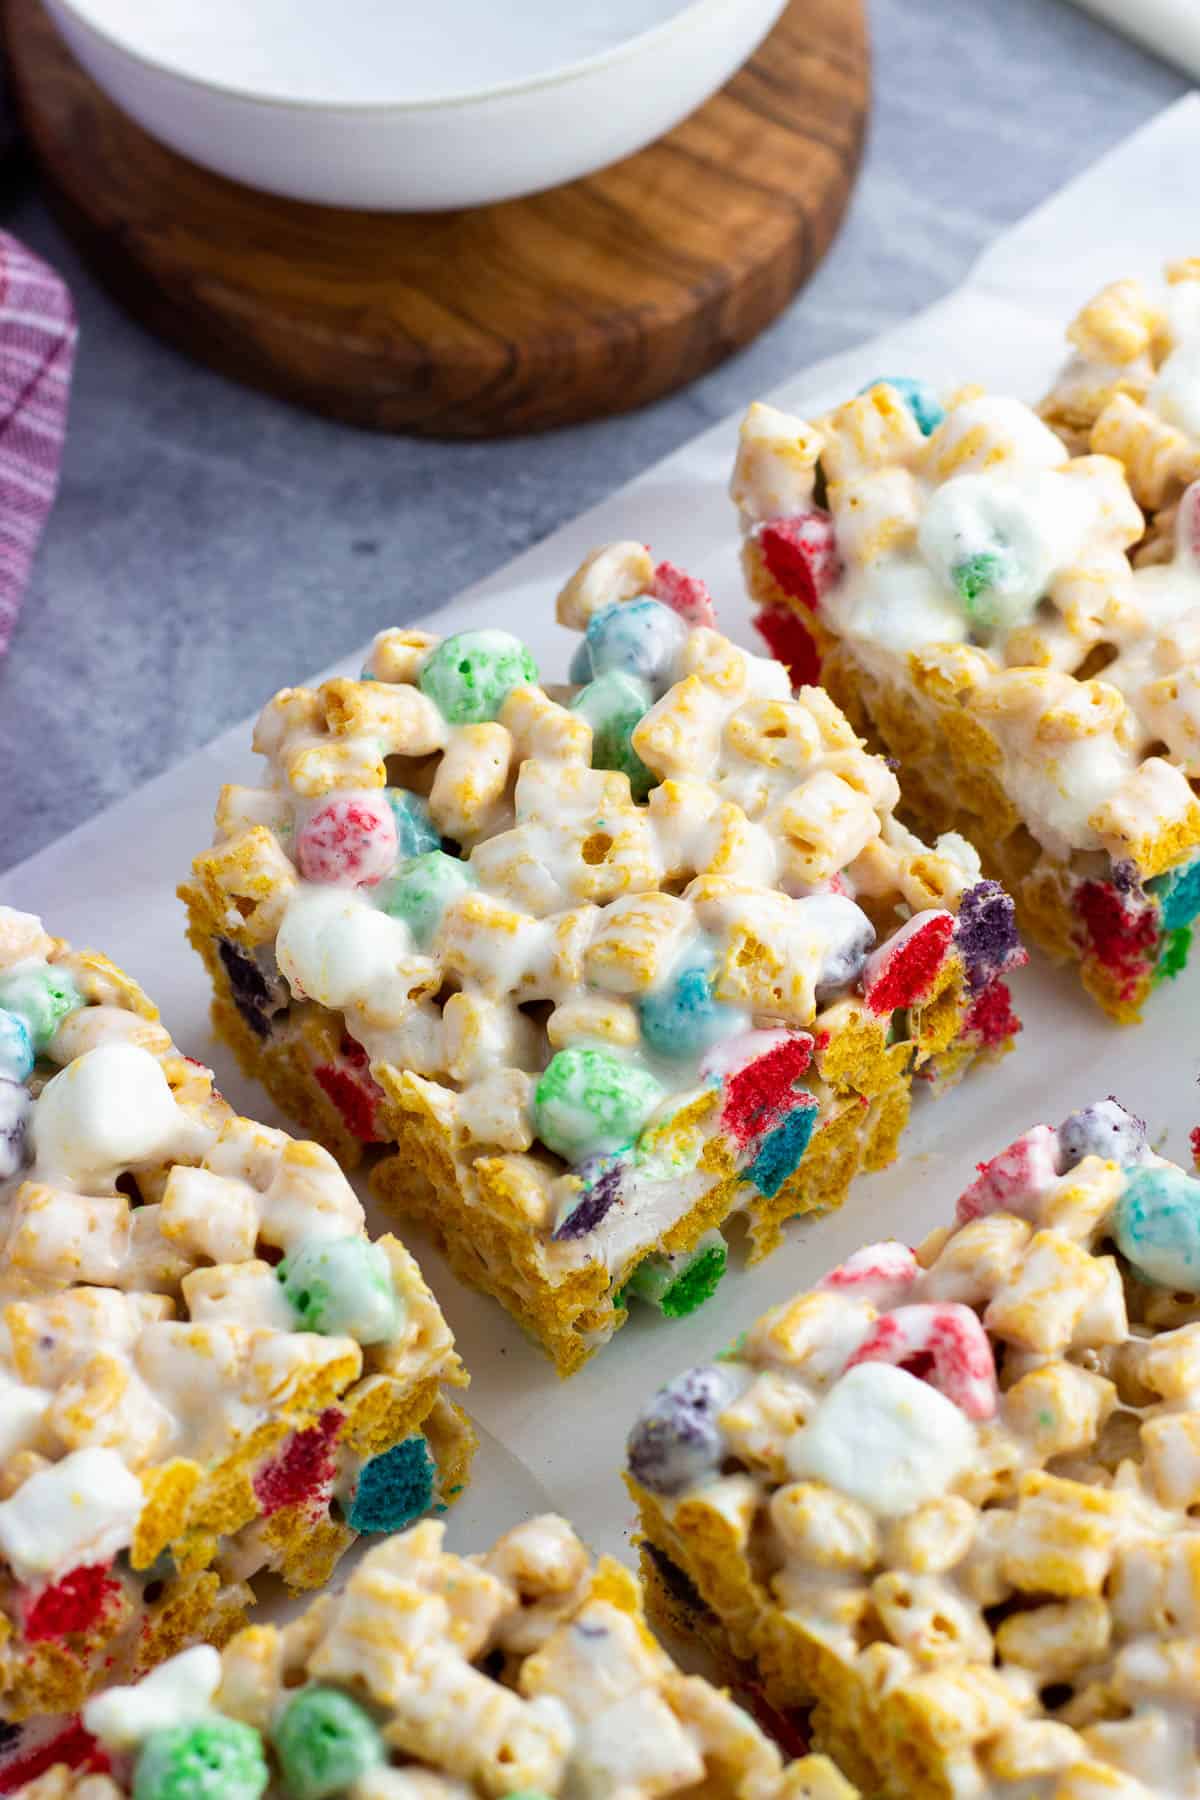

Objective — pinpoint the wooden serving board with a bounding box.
[5,0,869,437]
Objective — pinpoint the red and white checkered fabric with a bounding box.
[0,232,76,654]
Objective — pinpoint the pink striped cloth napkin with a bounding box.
[0,231,77,655]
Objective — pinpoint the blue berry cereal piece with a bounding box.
[419,630,538,724]
[1149,854,1200,933]
[627,1231,727,1318]
[272,1687,385,1800]
[0,1009,33,1084]
[860,376,945,437]
[133,1719,268,1800]
[569,598,688,695]
[1058,1098,1148,1171]
[746,1098,819,1198]
[277,1236,401,1344]
[639,946,747,1061]
[0,965,83,1053]
[385,787,442,858]
[347,1435,436,1534]
[534,1047,664,1163]
[0,1079,30,1180]
[1114,1164,1200,1292]
[380,851,475,947]
[627,1364,742,1496]
[570,669,656,800]
[217,939,289,1041]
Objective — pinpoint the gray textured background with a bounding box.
[0,0,1185,872]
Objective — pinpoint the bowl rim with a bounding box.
[46,0,762,114]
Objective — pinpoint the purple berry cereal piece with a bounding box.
[953,881,1024,992]
[217,939,290,1041]
[626,1364,741,1496]
[553,1156,625,1241]
[1058,1097,1148,1171]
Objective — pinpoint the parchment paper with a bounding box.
[4,98,1200,1576]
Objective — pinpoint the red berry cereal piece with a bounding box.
[253,1407,343,1518]
[651,560,717,629]
[297,794,398,887]
[0,1722,109,1794]
[756,511,841,610]
[754,605,822,688]
[22,1563,122,1643]
[819,1241,919,1309]
[847,1301,998,1420]
[962,977,1020,1050]
[862,910,955,1014]
[956,1123,1061,1224]
[313,1036,388,1142]
[711,1030,814,1148]
[1075,880,1159,1002]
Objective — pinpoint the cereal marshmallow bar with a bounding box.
[735,383,1200,1018]
[0,908,472,1752]
[627,1097,1200,1798]
[14,1514,856,1800]
[182,553,1024,1376]
[1040,260,1200,552]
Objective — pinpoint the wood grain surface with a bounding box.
[5,0,869,437]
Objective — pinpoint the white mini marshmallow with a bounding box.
[1151,343,1200,440]
[786,1361,976,1518]
[276,883,414,1011]
[85,1644,222,1750]
[0,1446,143,1583]
[0,1366,50,1462]
[31,1043,187,1188]
[918,469,1096,635]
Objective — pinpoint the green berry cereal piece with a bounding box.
[272,1686,386,1800]
[0,964,84,1053]
[418,630,538,724]
[534,1046,664,1163]
[381,851,475,947]
[952,549,1015,631]
[133,1719,268,1800]
[628,1230,728,1318]
[278,1235,402,1344]
[571,669,656,801]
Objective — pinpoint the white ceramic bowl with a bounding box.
[43,0,789,211]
